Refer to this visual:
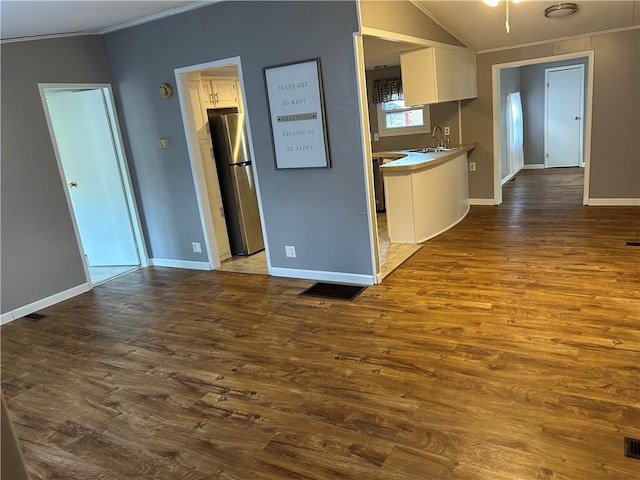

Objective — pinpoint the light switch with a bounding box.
[159,138,169,149]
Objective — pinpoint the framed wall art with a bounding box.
[264,58,331,169]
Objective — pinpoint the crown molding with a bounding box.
[477,25,640,54]
[99,0,217,35]
[1,1,217,43]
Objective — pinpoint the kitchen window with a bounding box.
[377,99,431,137]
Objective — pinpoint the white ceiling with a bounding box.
[0,0,211,41]
[416,0,640,52]
[363,1,640,70]
[2,1,638,71]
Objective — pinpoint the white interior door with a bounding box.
[545,65,584,168]
[46,89,140,267]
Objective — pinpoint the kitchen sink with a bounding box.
[407,147,459,153]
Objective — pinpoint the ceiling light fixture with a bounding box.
[544,2,579,18]
[482,0,522,34]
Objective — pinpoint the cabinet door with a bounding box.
[212,78,238,108]
[201,80,215,109]
[401,47,476,105]
[235,79,244,112]
[198,139,231,261]
[189,80,211,140]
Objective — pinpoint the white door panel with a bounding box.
[545,66,584,168]
[47,89,139,267]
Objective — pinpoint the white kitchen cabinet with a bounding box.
[198,138,232,262]
[201,76,238,109]
[188,80,211,141]
[400,47,477,105]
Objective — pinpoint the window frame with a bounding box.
[376,100,431,137]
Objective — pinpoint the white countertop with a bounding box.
[374,144,475,173]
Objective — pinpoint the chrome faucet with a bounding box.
[432,125,443,147]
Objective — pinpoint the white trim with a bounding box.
[353,33,381,283]
[1,32,96,44]
[457,100,463,145]
[1,283,91,325]
[469,198,495,206]
[150,258,212,270]
[523,164,545,169]
[270,267,375,286]
[501,171,517,186]
[174,57,271,274]
[588,198,640,207]
[99,1,217,35]
[360,26,474,54]
[492,64,502,205]
[477,25,640,55]
[491,50,594,207]
[102,86,150,267]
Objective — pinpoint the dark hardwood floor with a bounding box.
[2,167,639,479]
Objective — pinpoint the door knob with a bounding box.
[68,182,77,188]
[575,116,581,120]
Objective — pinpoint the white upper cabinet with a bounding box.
[201,76,238,109]
[400,47,477,105]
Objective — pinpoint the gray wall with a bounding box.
[105,1,371,274]
[465,29,640,200]
[1,36,113,314]
[520,57,588,166]
[366,65,461,152]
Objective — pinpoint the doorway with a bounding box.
[40,85,148,285]
[492,51,593,205]
[545,65,585,168]
[175,58,269,275]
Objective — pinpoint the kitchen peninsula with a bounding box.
[376,145,475,244]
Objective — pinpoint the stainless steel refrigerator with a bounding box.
[208,112,264,256]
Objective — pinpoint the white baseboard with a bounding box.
[522,164,545,169]
[1,283,91,325]
[469,198,495,206]
[150,258,212,270]
[588,198,640,206]
[269,267,375,286]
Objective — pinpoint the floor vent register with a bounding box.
[300,282,366,301]
[624,437,640,460]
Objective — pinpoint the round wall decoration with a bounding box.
[158,83,173,98]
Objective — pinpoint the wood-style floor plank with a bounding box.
[2,168,639,479]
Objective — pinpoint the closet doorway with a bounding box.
[41,85,148,285]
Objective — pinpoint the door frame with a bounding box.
[174,56,270,271]
[544,64,585,168]
[491,51,594,205]
[39,83,150,287]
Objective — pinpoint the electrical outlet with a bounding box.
[159,137,169,149]
[469,162,476,172]
[373,133,379,142]
[444,126,450,136]
[285,245,296,258]
[192,242,202,253]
